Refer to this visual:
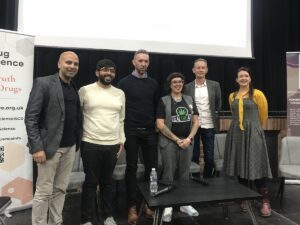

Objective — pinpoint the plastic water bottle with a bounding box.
[150,168,158,195]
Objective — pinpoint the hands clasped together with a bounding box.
[175,137,192,149]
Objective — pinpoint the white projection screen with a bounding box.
[18,0,252,58]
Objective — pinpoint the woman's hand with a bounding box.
[178,137,192,149]
[175,139,184,146]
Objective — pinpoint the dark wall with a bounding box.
[1,0,300,113]
[0,0,18,30]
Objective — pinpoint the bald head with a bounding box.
[58,51,78,63]
[58,51,79,84]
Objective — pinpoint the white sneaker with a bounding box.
[104,217,117,225]
[162,207,173,222]
[180,205,199,217]
[81,222,92,225]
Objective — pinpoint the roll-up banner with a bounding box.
[0,29,34,212]
[286,52,300,136]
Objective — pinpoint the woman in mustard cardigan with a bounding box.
[223,67,272,217]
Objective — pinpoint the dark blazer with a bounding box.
[25,73,82,159]
[184,79,222,132]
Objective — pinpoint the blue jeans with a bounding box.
[192,128,215,178]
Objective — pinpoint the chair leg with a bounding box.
[0,197,11,225]
[221,202,229,220]
[277,177,285,205]
[0,216,8,225]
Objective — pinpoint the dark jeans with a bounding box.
[125,128,158,208]
[192,128,215,178]
[80,141,118,223]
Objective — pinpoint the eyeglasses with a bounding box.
[171,80,184,85]
[99,67,116,73]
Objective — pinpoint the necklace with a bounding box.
[172,95,182,102]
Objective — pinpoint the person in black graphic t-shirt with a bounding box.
[156,72,199,222]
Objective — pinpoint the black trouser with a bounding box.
[80,141,118,223]
[125,128,158,208]
[192,128,215,178]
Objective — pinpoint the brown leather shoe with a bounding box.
[128,206,138,225]
[144,204,155,219]
[260,202,271,217]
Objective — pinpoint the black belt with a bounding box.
[136,127,147,130]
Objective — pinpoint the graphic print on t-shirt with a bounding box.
[172,106,191,123]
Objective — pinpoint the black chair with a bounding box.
[0,196,11,225]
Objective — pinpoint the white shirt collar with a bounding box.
[195,79,207,88]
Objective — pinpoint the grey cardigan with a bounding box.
[158,94,194,148]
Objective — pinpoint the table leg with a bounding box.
[245,200,259,225]
[221,202,229,220]
[153,208,161,225]
[0,216,8,225]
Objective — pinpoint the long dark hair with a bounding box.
[235,66,254,99]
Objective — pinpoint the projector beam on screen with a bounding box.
[18,0,252,58]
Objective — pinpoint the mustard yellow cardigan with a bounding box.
[228,89,268,130]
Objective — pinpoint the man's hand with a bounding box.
[33,150,46,163]
[117,143,124,159]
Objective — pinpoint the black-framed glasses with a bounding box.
[171,80,184,85]
[99,67,116,73]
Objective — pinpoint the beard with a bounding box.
[136,67,146,75]
[99,75,113,86]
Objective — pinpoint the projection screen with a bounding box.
[18,0,252,58]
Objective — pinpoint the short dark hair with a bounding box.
[96,59,116,70]
[165,72,185,93]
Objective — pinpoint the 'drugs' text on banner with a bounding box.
[0,29,34,212]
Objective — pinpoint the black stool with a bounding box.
[0,197,11,225]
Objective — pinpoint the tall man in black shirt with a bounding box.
[25,51,82,225]
[118,49,158,225]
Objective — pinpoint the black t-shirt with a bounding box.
[156,97,199,137]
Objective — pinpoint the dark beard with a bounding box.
[99,75,113,86]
